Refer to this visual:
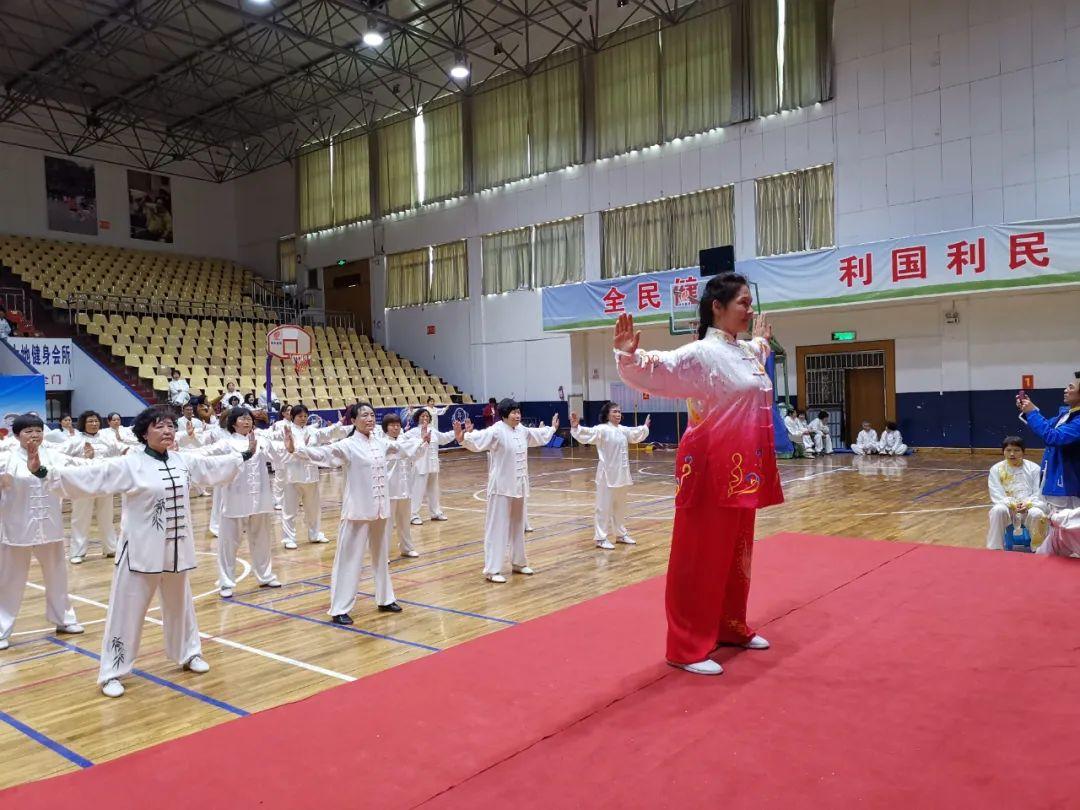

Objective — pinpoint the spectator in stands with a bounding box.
[242,392,258,412]
[1019,374,1080,513]
[0,308,11,340]
[168,369,190,408]
[483,397,498,428]
[216,381,243,409]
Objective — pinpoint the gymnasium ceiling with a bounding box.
[0,0,686,181]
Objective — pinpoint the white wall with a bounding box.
[0,340,37,376]
[0,142,239,261]
[70,344,148,418]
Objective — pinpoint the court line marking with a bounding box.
[0,649,69,669]
[913,472,986,501]
[851,504,988,516]
[0,708,93,769]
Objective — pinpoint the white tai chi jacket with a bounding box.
[281,424,347,485]
[294,431,406,521]
[988,459,1044,510]
[385,433,423,499]
[878,429,906,454]
[60,431,126,462]
[46,447,244,573]
[783,414,806,439]
[854,429,879,452]
[0,446,96,546]
[808,417,830,438]
[570,422,650,488]
[44,427,77,444]
[205,433,286,518]
[461,421,555,498]
[404,425,455,476]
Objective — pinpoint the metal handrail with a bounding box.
[0,286,33,330]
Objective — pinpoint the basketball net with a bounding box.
[292,353,311,375]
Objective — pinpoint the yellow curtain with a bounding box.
[298,146,332,233]
[783,0,834,110]
[332,133,371,225]
[756,171,803,255]
[473,77,529,189]
[378,117,416,214]
[278,237,297,284]
[595,22,661,158]
[802,163,834,249]
[423,100,464,202]
[482,228,532,294]
[748,0,780,117]
[529,51,583,173]
[670,186,735,268]
[429,240,468,302]
[386,248,428,307]
[602,199,669,278]
[662,1,737,140]
[535,217,584,287]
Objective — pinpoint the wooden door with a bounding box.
[323,260,372,335]
[845,367,886,444]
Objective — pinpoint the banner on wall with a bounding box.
[0,375,47,440]
[44,156,98,235]
[4,338,73,389]
[128,170,174,243]
[541,219,1080,331]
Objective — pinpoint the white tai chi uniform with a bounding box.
[461,420,555,576]
[405,425,455,521]
[807,417,834,455]
[179,422,225,527]
[784,414,815,456]
[385,433,423,555]
[44,427,77,445]
[280,424,343,546]
[294,432,405,614]
[0,446,89,645]
[986,459,1046,550]
[877,429,908,456]
[852,429,879,455]
[46,447,243,685]
[177,418,209,495]
[1038,506,1080,557]
[108,425,140,449]
[168,378,191,407]
[61,431,125,558]
[571,421,650,546]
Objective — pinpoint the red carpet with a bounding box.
[3,534,1077,809]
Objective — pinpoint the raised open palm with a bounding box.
[613,313,641,355]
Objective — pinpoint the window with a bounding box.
[377,117,417,214]
[386,241,469,308]
[422,101,464,203]
[298,134,372,233]
[481,218,585,293]
[755,164,834,256]
[298,146,331,233]
[482,228,532,293]
[278,236,297,284]
[595,21,662,158]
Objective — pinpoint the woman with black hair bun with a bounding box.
[614,273,784,676]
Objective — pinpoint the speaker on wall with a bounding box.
[698,245,735,276]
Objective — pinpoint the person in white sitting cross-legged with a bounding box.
[570,403,650,549]
[876,421,908,455]
[807,410,834,455]
[851,421,879,455]
[986,435,1047,550]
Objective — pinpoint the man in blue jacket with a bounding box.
[1017,374,1080,516]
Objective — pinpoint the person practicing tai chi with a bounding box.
[41,405,248,698]
[62,410,126,563]
[453,400,557,583]
[381,413,424,557]
[986,436,1046,550]
[851,421,879,455]
[0,415,89,651]
[614,273,783,676]
[406,407,456,525]
[279,405,341,549]
[286,403,411,623]
[783,409,815,458]
[877,421,908,455]
[807,410,834,455]
[570,404,650,549]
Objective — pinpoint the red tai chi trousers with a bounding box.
[664,504,756,664]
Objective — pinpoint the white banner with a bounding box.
[4,338,73,389]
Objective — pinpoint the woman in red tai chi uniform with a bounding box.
[614,272,784,675]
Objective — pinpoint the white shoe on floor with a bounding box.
[410,517,423,526]
[744,634,770,650]
[219,587,234,598]
[260,579,282,589]
[486,573,507,583]
[283,540,298,550]
[670,659,724,676]
[69,556,84,565]
[512,565,534,575]
[56,623,84,635]
[431,514,448,522]
[524,525,535,533]
[0,639,9,651]
[312,534,330,544]
[617,535,637,545]
[183,655,210,674]
[596,540,616,550]
[209,528,219,538]
[101,678,125,698]
[401,550,420,558]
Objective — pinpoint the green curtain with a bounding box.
[595,22,661,158]
[378,117,416,214]
[756,170,803,256]
[386,248,428,308]
[535,217,584,287]
[529,52,583,173]
[802,163,834,249]
[748,0,780,117]
[423,101,464,202]
[482,228,532,294]
[783,0,834,110]
[662,1,737,140]
[332,133,371,225]
[298,145,332,233]
[473,77,529,189]
[670,186,735,268]
[428,240,468,302]
[602,199,669,278]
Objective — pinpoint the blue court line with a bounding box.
[46,637,249,717]
[226,598,440,652]
[0,649,68,669]
[295,580,517,626]
[0,709,93,769]
[913,472,985,501]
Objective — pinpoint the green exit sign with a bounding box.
[831,330,857,342]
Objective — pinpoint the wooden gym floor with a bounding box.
[0,445,1005,790]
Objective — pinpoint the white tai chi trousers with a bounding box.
[209,486,222,536]
[273,468,284,508]
[70,495,117,557]
[595,484,630,544]
[97,554,201,684]
[282,481,322,544]
[483,494,527,575]
[986,504,1047,550]
[328,518,395,616]
[0,542,78,641]
[813,434,834,454]
[390,498,415,555]
[410,472,444,519]
[1036,496,1080,556]
[217,513,275,589]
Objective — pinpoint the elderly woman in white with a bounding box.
[278,405,345,549]
[405,407,456,525]
[570,403,650,549]
[61,410,126,563]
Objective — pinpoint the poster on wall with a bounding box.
[44,156,98,235]
[0,375,47,441]
[128,170,173,243]
[4,337,73,389]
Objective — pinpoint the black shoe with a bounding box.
[377,602,403,613]
[331,613,353,625]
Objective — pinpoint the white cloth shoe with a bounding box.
[670,659,724,676]
[744,634,770,650]
[260,579,282,589]
[401,550,420,558]
[410,517,423,526]
[0,639,9,651]
[524,525,535,533]
[617,535,637,545]
[431,514,448,522]
[312,534,330,544]
[101,678,125,698]
[486,573,507,583]
[219,587,234,598]
[512,565,534,575]
[596,540,616,550]
[56,623,84,635]
[283,540,298,550]
[69,556,84,565]
[183,655,210,674]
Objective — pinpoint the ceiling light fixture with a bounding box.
[449,56,470,80]
[363,30,384,46]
